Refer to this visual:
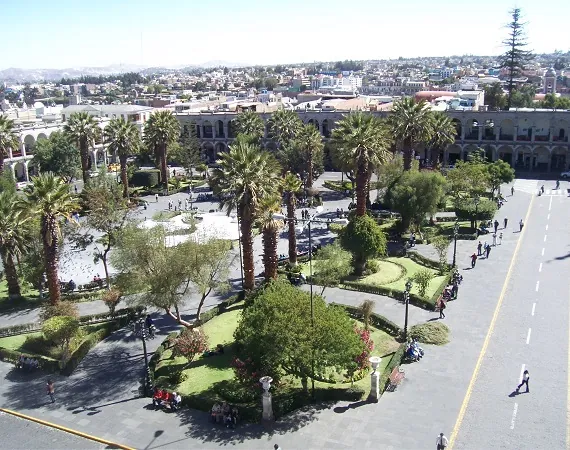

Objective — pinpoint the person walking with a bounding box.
[477,241,482,256]
[155,193,159,202]
[511,186,515,196]
[504,217,508,228]
[516,369,530,393]
[519,219,524,232]
[471,253,477,268]
[494,220,499,233]
[46,379,55,403]
[274,445,282,450]
[486,244,492,259]
[499,232,503,245]
[492,233,497,246]
[439,299,446,319]
[436,432,449,450]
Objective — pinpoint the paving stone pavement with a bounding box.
[0,180,538,449]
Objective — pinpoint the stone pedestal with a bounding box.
[369,370,380,402]
[262,393,274,421]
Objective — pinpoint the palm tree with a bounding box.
[144,111,180,188]
[257,194,283,282]
[210,141,281,290]
[0,115,20,173]
[292,123,324,188]
[0,192,31,299]
[331,112,392,217]
[282,172,302,265]
[388,98,433,171]
[267,109,302,149]
[63,112,100,184]
[426,112,457,165]
[233,110,265,144]
[104,118,141,199]
[23,173,77,305]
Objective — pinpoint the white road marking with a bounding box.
[546,224,549,231]
[532,303,536,316]
[544,235,547,242]
[519,364,526,382]
[536,281,540,292]
[549,196,553,211]
[526,328,532,344]
[542,248,545,256]
[510,403,519,429]
[539,263,543,272]
[548,214,551,220]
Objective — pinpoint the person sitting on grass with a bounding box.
[204,344,225,357]
[170,392,181,410]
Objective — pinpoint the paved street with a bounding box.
[452,183,570,449]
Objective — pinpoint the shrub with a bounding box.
[101,289,122,315]
[328,223,346,234]
[410,322,450,345]
[130,170,160,187]
[169,370,188,385]
[172,328,209,364]
[40,301,79,322]
[42,316,80,350]
[359,299,375,330]
[412,269,435,297]
[340,215,387,275]
[379,343,406,393]
[22,335,53,356]
[365,259,380,274]
[354,326,374,371]
[430,236,450,274]
[454,198,497,224]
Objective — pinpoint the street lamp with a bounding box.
[403,279,413,341]
[452,221,459,267]
[132,317,153,397]
[474,197,481,231]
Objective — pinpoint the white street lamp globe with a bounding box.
[369,356,382,373]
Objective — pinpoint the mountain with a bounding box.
[0,64,147,82]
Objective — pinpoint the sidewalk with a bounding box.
[0,184,535,449]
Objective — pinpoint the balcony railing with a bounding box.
[553,136,568,142]
[499,134,513,141]
[465,132,479,140]
[516,135,531,141]
[534,135,549,142]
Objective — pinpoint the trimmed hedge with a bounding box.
[378,343,406,395]
[332,303,400,336]
[341,281,436,310]
[0,347,59,373]
[131,170,160,188]
[407,251,451,272]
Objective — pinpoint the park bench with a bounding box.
[387,366,405,392]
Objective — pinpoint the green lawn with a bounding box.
[0,281,43,311]
[155,305,399,398]
[0,333,36,351]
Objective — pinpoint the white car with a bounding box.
[561,171,570,178]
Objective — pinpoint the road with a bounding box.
[0,411,104,449]
[452,185,570,449]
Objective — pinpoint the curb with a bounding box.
[0,408,134,450]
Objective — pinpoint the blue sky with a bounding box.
[1,0,568,69]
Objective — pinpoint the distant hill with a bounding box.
[0,64,146,82]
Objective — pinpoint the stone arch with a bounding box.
[202,142,215,163]
[13,161,27,181]
[23,134,35,156]
[227,120,236,139]
[463,144,479,161]
[553,118,569,142]
[37,133,48,141]
[214,142,227,157]
[465,119,479,140]
[482,119,496,140]
[482,144,496,161]
[321,119,331,138]
[517,117,532,141]
[445,144,461,164]
[499,119,515,140]
[497,145,514,166]
[515,145,532,170]
[27,160,39,178]
[551,146,567,171]
[215,120,225,138]
[202,120,213,139]
[532,116,550,142]
[534,146,550,171]
[451,119,462,139]
[307,118,319,131]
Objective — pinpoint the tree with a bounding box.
[0,115,20,173]
[42,316,79,355]
[510,84,536,108]
[23,173,77,305]
[0,191,31,299]
[257,194,283,282]
[431,236,450,274]
[446,159,490,200]
[359,299,375,331]
[312,242,352,295]
[172,327,209,365]
[233,110,265,145]
[290,123,324,188]
[454,198,497,229]
[487,160,515,195]
[282,172,302,264]
[412,269,434,297]
[267,109,302,149]
[388,98,433,171]
[384,171,447,232]
[210,141,281,290]
[484,83,507,110]
[63,112,100,184]
[170,125,201,175]
[144,110,180,188]
[426,112,456,163]
[233,279,364,390]
[331,112,392,216]
[104,117,141,199]
[500,7,534,109]
[32,131,80,183]
[0,169,16,194]
[102,288,121,315]
[340,215,387,275]
[376,154,404,194]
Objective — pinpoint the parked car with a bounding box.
[560,171,570,178]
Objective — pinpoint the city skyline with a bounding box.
[2,0,570,71]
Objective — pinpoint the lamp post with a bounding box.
[452,221,459,267]
[474,197,481,230]
[132,317,153,397]
[403,280,413,341]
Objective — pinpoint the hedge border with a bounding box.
[378,343,406,395]
[331,303,400,336]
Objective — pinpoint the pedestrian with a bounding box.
[439,299,446,319]
[74,185,78,194]
[492,233,497,246]
[274,445,282,450]
[504,217,508,228]
[436,432,449,450]
[477,241,482,256]
[486,244,491,258]
[519,219,524,232]
[516,369,530,393]
[511,186,515,196]
[494,220,499,233]
[46,379,55,403]
[470,253,477,268]
[499,232,503,245]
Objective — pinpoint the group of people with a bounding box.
[471,217,523,268]
[152,388,181,411]
[210,402,239,428]
[16,355,39,372]
[167,198,194,212]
